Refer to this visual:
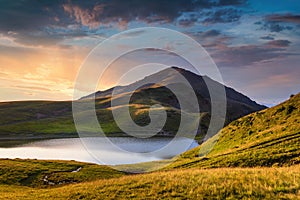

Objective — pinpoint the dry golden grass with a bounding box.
[0,165,299,199]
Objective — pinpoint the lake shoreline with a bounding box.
[0,137,199,166]
[0,133,185,148]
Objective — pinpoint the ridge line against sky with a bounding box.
[0,0,300,106]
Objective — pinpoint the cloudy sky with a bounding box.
[0,0,299,106]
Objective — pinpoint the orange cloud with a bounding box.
[63,3,104,29]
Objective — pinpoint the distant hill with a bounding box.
[0,67,265,144]
[167,93,300,169]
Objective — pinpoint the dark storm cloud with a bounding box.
[203,8,242,24]
[218,0,246,6]
[0,0,248,46]
[0,0,249,47]
[255,21,293,33]
[62,0,247,27]
[0,0,72,47]
[0,0,62,32]
[62,0,204,27]
[266,40,291,48]
[0,0,248,31]
[261,22,293,33]
[260,36,275,40]
[211,44,294,68]
[256,14,300,33]
[177,15,198,27]
[266,14,300,24]
[201,30,221,37]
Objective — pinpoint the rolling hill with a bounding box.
[165,93,300,169]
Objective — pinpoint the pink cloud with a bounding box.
[63,4,104,29]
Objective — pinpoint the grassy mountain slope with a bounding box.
[0,101,77,146]
[0,99,195,143]
[166,93,300,169]
[0,161,299,199]
[85,67,266,124]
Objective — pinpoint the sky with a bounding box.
[0,0,299,106]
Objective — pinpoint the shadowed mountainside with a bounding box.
[82,67,265,121]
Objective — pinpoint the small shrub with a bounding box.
[286,105,296,115]
[276,106,285,113]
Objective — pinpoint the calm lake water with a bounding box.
[0,137,198,165]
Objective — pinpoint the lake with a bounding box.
[0,137,198,165]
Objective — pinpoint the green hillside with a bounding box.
[0,159,125,188]
[0,99,201,145]
[0,160,299,199]
[166,93,300,169]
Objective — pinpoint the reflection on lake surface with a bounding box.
[0,137,198,165]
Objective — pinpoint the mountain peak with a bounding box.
[81,66,265,122]
[170,66,188,72]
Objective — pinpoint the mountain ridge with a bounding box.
[81,66,266,128]
[81,66,265,110]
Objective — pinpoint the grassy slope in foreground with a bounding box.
[0,159,125,188]
[167,93,300,169]
[0,164,299,199]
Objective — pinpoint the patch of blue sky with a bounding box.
[248,0,300,14]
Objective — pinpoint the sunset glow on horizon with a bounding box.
[0,0,300,106]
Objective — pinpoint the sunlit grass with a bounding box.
[166,93,300,169]
[0,164,299,199]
